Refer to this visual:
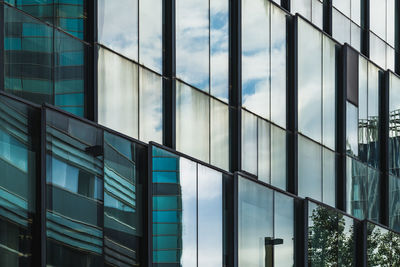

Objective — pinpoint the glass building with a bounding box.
[0,0,400,266]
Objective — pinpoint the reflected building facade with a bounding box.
[1,0,400,266]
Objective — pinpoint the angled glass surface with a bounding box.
[346,102,358,156]
[0,95,38,266]
[54,30,85,117]
[258,118,271,183]
[210,98,229,170]
[389,73,400,177]
[238,177,273,267]
[367,63,379,168]
[242,0,270,119]
[323,148,336,207]
[98,47,139,139]
[271,124,287,190]
[389,175,400,232]
[367,222,400,266]
[139,0,162,73]
[176,0,209,92]
[139,67,163,143]
[98,0,138,61]
[241,110,258,175]
[4,5,53,105]
[176,81,210,163]
[46,109,103,266]
[210,0,229,102]
[152,146,224,266]
[298,135,322,201]
[103,132,145,266]
[298,18,322,143]
[346,157,367,219]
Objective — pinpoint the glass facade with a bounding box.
[1,0,400,266]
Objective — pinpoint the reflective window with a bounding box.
[98,47,163,143]
[389,73,400,178]
[241,110,287,190]
[4,5,86,117]
[238,176,295,267]
[308,201,356,266]
[367,222,400,266]
[298,18,337,149]
[6,0,87,39]
[291,0,323,29]
[0,95,38,266]
[176,81,229,170]
[103,132,145,266]
[242,0,287,127]
[346,156,380,222]
[46,110,104,266]
[389,175,400,232]
[98,0,138,62]
[176,0,228,100]
[152,146,225,266]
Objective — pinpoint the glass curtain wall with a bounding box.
[369,0,395,71]
[176,0,229,101]
[242,0,288,128]
[4,5,87,117]
[98,47,163,144]
[5,0,87,39]
[176,81,229,170]
[241,109,287,190]
[389,72,400,231]
[367,222,400,265]
[308,201,356,266]
[152,145,225,266]
[346,56,381,222]
[332,0,362,51]
[297,16,337,206]
[291,0,323,29]
[237,175,295,267]
[0,95,39,266]
[45,108,145,266]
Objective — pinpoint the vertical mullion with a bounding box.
[86,0,97,121]
[361,0,370,57]
[39,107,47,267]
[0,3,4,93]
[138,0,140,140]
[229,0,241,173]
[380,71,389,226]
[323,0,332,35]
[163,0,176,149]
[395,0,400,74]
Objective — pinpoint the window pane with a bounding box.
[210,99,229,170]
[139,67,163,143]
[292,0,311,20]
[176,82,210,162]
[369,33,386,69]
[338,215,355,266]
[333,0,350,17]
[98,48,139,139]
[323,148,336,206]
[346,102,358,156]
[389,73,400,176]
[389,175,400,232]
[274,192,294,266]
[298,136,322,201]
[350,22,361,51]
[367,63,379,168]
[98,0,138,61]
[271,125,287,190]
[308,202,338,266]
[54,30,85,117]
[104,132,144,266]
[242,0,270,119]
[258,118,271,184]
[238,177,273,266]
[346,157,367,219]
[210,0,229,101]
[46,110,103,266]
[367,168,380,222]
[271,5,287,128]
[198,165,223,267]
[369,0,386,39]
[241,110,258,175]
[4,6,53,105]
[386,0,395,47]
[0,96,37,266]
[176,0,209,92]
[298,18,322,143]
[351,0,361,25]
[311,0,323,29]
[322,36,336,150]
[332,8,351,45]
[139,0,162,73]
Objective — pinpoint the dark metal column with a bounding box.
[229,0,241,173]
[323,0,332,36]
[86,0,98,122]
[162,0,176,149]
[380,71,389,226]
[361,0,370,58]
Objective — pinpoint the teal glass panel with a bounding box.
[103,131,145,266]
[4,5,53,104]
[46,109,103,266]
[389,175,400,232]
[0,95,38,266]
[54,30,85,116]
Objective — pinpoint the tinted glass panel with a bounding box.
[210,99,229,170]
[241,110,257,175]
[98,48,139,139]
[98,0,138,61]
[271,125,287,190]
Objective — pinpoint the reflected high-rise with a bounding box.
[0,0,400,266]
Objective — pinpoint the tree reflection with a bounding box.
[367,223,400,265]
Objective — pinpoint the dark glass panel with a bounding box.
[346,157,367,219]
